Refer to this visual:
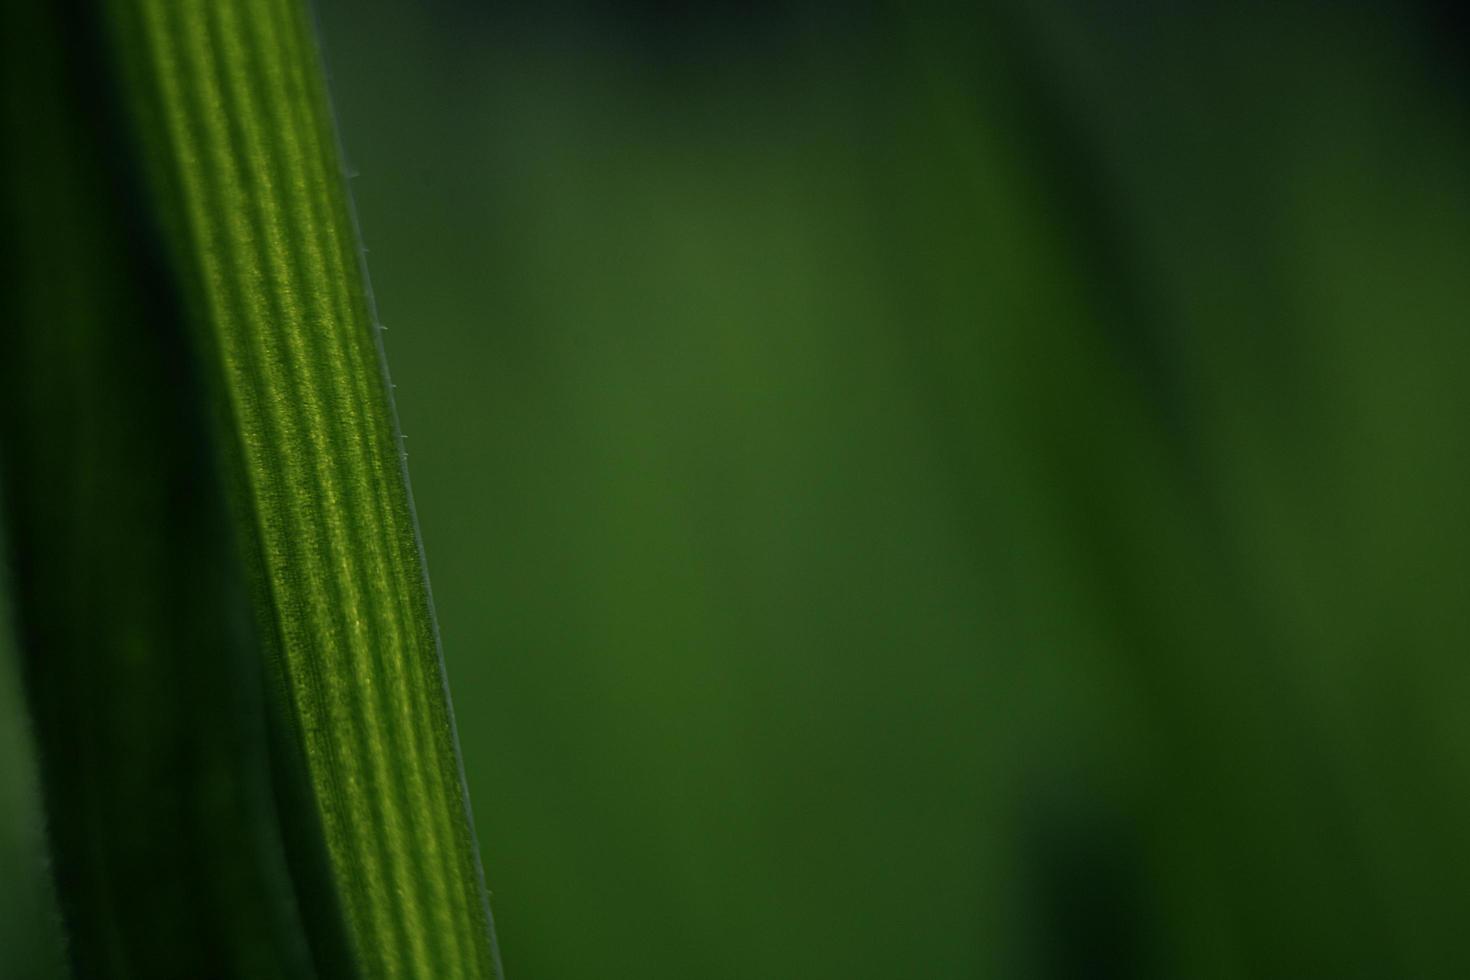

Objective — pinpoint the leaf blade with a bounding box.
[102,0,501,974]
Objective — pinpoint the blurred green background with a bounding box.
[306,0,1470,977]
[8,0,1470,976]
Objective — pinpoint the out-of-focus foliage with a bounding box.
[0,585,65,980]
[311,1,1470,977]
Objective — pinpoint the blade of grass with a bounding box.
[0,2,328,973]
[100,0,501,976]
[1,0,500,975]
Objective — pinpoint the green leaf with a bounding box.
[0,0,500,976]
